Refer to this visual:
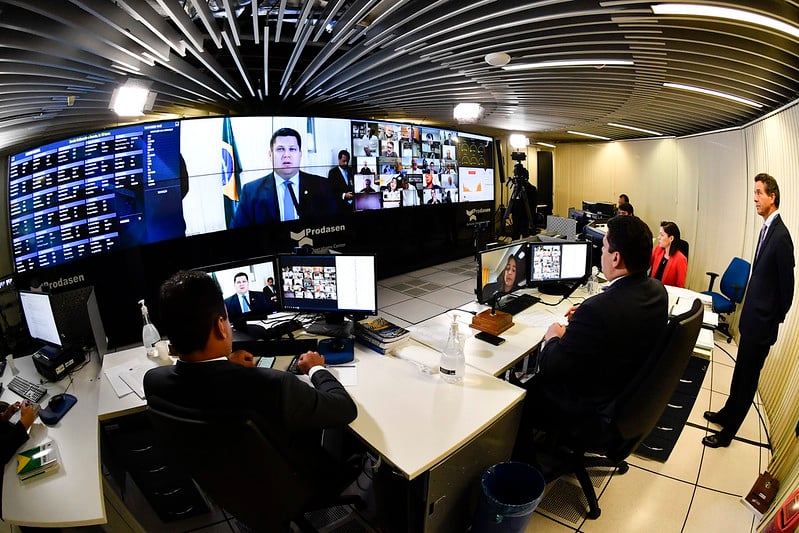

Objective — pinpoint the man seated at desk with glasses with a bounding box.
[513,215,668,458]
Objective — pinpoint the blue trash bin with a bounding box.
[471,461,546,533]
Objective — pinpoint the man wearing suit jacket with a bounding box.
[231,128,340,228]
[224,272,274,319]
[703,173,795,448]
[144,271,358,495]
[514,215,668,451]
[327,149,354,209]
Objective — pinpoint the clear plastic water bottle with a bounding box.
[587,266,600,295]
[139,299,161,358]
[440,317,465,384]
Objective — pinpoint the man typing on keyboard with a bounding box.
[143,271,359,501]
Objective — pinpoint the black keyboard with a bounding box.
[498,293,541,315]
[6,375,47,402]
[287,354,302,375]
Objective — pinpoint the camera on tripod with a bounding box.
[510,151,526,162]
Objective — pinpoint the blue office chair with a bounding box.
[702,257,751,343]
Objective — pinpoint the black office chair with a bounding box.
[539,299,703,519]
[678,239,689,259]
[702,257,751,342]
[146,396,360,532]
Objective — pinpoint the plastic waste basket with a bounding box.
[471,461,545,532]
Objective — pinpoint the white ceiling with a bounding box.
[0,0,797,152]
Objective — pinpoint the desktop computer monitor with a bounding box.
[529,240,592,295]
[19,291,62,348]
[201,256,280,335]
[277,253,377,322]
[476,242,529,305]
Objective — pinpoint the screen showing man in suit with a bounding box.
[223,272,273,319]
[702,173,795,448]
[231,127,341,227]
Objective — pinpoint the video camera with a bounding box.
[510,151,526,162]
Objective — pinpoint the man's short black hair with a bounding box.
[337,149,350,160]
[233,272,248,282]
[619,193,629,203]
[159,271,227,355]
[606,215,653,273]
[270,127,302,150]
[618,202,634,215]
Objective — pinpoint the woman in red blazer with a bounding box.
[650,221,688,287]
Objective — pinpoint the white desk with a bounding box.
[2,354,105,527]
[97,346,170,421]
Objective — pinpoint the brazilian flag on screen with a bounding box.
[221,117,242,229]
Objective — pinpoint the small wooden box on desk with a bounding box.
[469,309,513,336]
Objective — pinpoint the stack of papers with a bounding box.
[104,359,164,399]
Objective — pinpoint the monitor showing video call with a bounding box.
[201,256,280,323]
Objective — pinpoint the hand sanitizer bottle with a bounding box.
[139,299,160,358]
[440,317,465,384]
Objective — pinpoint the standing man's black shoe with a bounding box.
[703,411,725,425]
[702,434,733,448]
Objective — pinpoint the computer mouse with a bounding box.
[48,394,66,410]
[330,338,346,352]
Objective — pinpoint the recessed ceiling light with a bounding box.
[608,123,663,136]
[536,142,556,148]
[567,131,611,141]
[663,82,763,108]
[652,4,799,39]
[502,59,633,71]
[485,52,511,67]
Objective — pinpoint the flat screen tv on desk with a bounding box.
[277,253,377,334]
[529,241,592,296]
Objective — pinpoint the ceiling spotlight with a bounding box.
[509,134,529,149]
[110,79,155,117]
[453,103,482,122]
[485,52,511,67]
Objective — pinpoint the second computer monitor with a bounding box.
[529,241,592,286]
[278,254,377,317]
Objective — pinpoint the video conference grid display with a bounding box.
[279,254,376,314]
[477,243,528,304]
[530,242,591,282]
[8,117,495,274]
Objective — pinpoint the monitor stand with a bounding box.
[231,322,268,342]
[536,281,582,298]
[306,313,354,337]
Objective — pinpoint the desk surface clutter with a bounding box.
[2,282,716,527]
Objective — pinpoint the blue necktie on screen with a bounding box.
[240,295,250,312]
[283,180,297,221]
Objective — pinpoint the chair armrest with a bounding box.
[705,272,719,292]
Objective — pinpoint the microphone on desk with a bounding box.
[490,292,507,316]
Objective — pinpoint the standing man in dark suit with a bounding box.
[224,272,273,319]
[231,128,340,228]
[514,215,668,452]
[328,149,354,210]
[144,271,358,498]
[703,173,795,448]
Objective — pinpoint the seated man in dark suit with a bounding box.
[231,127,340,227]
[514,215,668,455]
[144,271,359,497]
[224,272,274,319]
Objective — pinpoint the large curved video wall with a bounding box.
[8,116,495,274]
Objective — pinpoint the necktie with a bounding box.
[240,294,250,312]
[755,224,767,260]
[283,180,297,221]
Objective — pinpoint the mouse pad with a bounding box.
[318,338,355,365]
[39,393,78,426]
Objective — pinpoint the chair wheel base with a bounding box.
[586,507,601,519]
[616,461,629,475]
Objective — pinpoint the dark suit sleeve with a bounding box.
[278,369,357,432]
[0,421,30,466]
[775,227,795,321]
[536,299,604,382]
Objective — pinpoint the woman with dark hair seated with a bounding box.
[650,220,688,287]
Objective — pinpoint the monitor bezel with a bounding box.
[528,240,592,285]
[475,241,530,305]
